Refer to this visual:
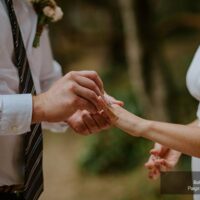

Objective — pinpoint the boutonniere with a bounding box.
[29,0,64,48]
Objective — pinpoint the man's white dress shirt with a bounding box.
[0,0,67,186]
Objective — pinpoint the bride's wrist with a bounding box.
[114,115,148,137]
[138,119,152,138]
[110,105,151,137]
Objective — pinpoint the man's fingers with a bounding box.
[92,112,110,129]
[75,75,102,96]
[82,111,99,133]
[77,71,104,94]
[74,123,90,135]
[68,114,90,135]
[98,110,112,124]
[75,97,97,114]
[74,84,102,111]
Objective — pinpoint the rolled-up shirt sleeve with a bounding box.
[0,94,32,135]
[40,59,69,133]
[39,29,68,133]
[39,29,62,92]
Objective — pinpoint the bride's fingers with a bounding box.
[148,168,160,180]
[145,158,161,180]
[153,169,161,180]
[148,170,154,179]
[150,145,169,157]
[155,159,172,171]
[145,159,157,170]
[145,161,154,170]
[150,149,162,157]
[103,94,124,106]
[98,96,118,122]
[150,149,160,156]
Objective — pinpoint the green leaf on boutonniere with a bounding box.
[29,0,64,48]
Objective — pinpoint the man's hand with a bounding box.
[145,143,181,180]
[66,94,124,135]
[67,110,111,135]
[32,71,105,123]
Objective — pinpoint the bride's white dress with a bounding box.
[186,46,200,200]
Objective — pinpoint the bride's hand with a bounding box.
[103,93,124,107]
[98,97,147,137]
[145,143,181,180]
[111,105,146,137]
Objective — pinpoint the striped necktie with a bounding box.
[4,0,44,199]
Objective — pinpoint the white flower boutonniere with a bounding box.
[29,0,64,48]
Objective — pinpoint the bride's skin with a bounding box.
[145,143,181,179]
[109,105,200,157]
[98,97,200,178]
[145,120,199,179]
[99,98,200,179]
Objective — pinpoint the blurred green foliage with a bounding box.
[47,1,200,199]
[52,0,197,178]
[79,90,151,174]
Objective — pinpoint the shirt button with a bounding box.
[11,125,18,132]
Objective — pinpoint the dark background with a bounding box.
[41,0,200,199]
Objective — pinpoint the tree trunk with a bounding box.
[118,0,170,121]
[118,0,153,117]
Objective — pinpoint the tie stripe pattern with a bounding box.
[4,1,44,200]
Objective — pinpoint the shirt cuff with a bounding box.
[0,94,33,135]
[42,122,69,133]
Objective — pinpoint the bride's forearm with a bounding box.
[111,105,200,157]
[188,119,199,127]
[141,120,200,157]
[115,117,149,137]
[117,116,200,157]
[113,107,149,137]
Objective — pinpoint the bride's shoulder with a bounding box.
[186,46,200,101]
[188,46,200,72]
[194,46,200,57]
